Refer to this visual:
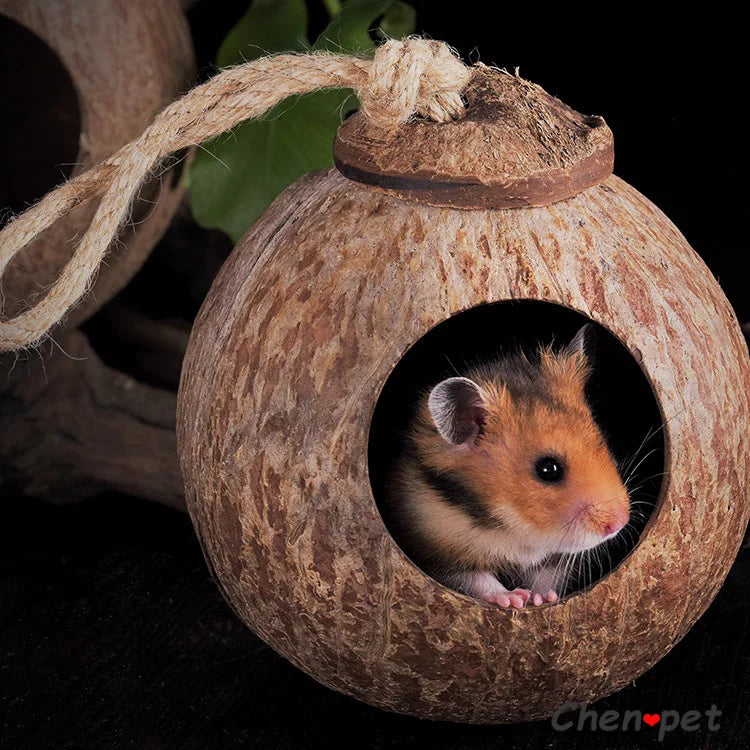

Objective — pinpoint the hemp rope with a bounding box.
[0,38,471,352]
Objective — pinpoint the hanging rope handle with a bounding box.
[0,38,471,352]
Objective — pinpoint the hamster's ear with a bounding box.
[542,324,594,393]
[428,377,487,445]
[565,323,595,363]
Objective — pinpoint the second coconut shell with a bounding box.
[0,0,195,327]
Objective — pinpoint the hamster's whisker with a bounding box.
[630,500,654,513]
[620,523,640,548]
[624,483,649,497]
[591,550,600,588]
[627,511,649,524]
[624,482,664,502]
[603,542,614,576]
[554,522,591,592]
[627,511,649,521]
[618,405,685,480]
[617,422,671,480]
[583,547,594,590]
[560,551,576,592]
[442,353,462,378]
[618,425,661,477]
[584,549,593,579]
[623,447,659,486]
[631,469,670,482]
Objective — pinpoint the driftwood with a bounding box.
[0,330,185,511]
[86,302,190,391]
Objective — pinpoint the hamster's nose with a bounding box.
[603,508,629,537]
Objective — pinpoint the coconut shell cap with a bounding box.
[334,64,614,209]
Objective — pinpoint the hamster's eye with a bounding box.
[534,456,565,484]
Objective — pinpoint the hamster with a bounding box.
[387,325,630,608]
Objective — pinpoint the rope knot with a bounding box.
[359,38,472,130]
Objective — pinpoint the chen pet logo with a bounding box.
[551,703,721,741]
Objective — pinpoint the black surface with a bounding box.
[0,494,747,749]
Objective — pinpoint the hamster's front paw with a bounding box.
[531,590,559,606]
[482,588,531,609]
[456,572,532,608]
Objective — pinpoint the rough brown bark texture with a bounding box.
[0,330,184,511]
[0,0,194,326]
[334,65,614,209]
[177,167,750,723]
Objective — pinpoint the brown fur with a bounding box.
[388,342,630,589]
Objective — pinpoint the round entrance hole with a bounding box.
[0,15,81,223]
[368,299,666,601]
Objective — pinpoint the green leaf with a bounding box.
[314,0,394,53]
[187,0,418,242]
[378,1,416,40]
[217,0,308,68]
[189,90,355,242]
[321,0,342,17]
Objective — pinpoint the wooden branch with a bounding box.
[0,330,185,511]
[88,301,189,390]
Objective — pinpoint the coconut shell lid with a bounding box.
[333,64,614,209]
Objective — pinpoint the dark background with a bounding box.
[1,2,747,749]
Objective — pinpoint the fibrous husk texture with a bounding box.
[178,167,750,723]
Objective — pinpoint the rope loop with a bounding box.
[0,39,471,351]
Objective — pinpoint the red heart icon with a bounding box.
[643,714,661,727]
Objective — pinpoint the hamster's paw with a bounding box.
[532,590,559,606]
[482,588,531,609]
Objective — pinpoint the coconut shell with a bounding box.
[0,0,194,326]
[177,163,750,722]
[334,65,614,209]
